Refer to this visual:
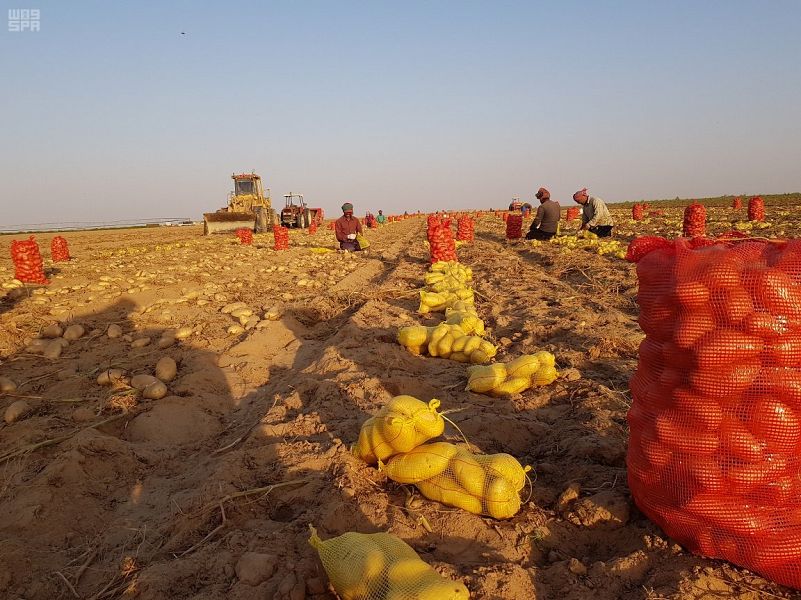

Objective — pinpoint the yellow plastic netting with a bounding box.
[466,352,559,396]
[380,442,530,520]
[309,526,470,600]
[353,396,445,464]
[397,323,497,364]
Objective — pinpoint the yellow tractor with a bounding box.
[203,172,276,234]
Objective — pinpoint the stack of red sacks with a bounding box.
[632,204,644,221]
[236,228,253,245]
[683,202,707,237]
[456,216,474,241]
[748,197,765,222]
[273,225,289,250]
[627,236,801,589]
[11,236,49,284]
[566,207,580,222]
[505,214,523,239]
[50,236,71,262]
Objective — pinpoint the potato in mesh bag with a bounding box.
[380,442,459,483]
[353,397,445,464]
[309,526,470,600]
[410,448,529,519]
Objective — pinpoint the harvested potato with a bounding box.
[43,341,63,359]
[4,400,31,424]
[174,326,193,340]
[158,335,176,349]
[155,357,177,382]
[142,380,167,399]
[131,337,151,348]
[227,324,245,335]
[41,323,63,338]
[63,324,85,341]
[97,368,127,386]
[0,376,18,393]
[107,324,123,338]
[131,374,160,390]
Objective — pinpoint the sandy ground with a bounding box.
[1,207,800,600]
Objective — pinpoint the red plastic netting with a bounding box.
[428,223,457,263]
[565,207,580,221]
[748,197,765,222]
[683,202,707,237]
[327,222,335,230]
[50,236,70,262]
[628,237,801,589]
[11,236,49,284]
[505,214,522,239]
[456,216,474,241]
[733,197,743,210]
[632,204,644,221]
[273,225,289,250]
[309,222,318,235]
[236,228,253,245]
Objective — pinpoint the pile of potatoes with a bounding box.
[418,261,476,314]
[466,352,559,396]
[96,355,177,400]
[352,396,528,520]
[221,301,282,335]
[381,442,529,519]
[397,322,497,364]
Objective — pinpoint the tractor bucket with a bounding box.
[203,212,256,235]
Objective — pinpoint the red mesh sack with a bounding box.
[456,216,474,241]
[236,228,253,245]
[732,197,743,210]
[309,222,318,235]
[632,204,644,221]
[628,237,801,589]
[748,196,765,222]
[11,236,49,284]
[327,222,335,230]
[565,207,580,221]
[428,223,457,263]
[273,225,289,250]
[683,202,707,237]
[50,236,70,262]
[505,214,522,239]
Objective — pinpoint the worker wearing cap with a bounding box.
[526,187,560,240]
[573,188,614,237]
[376,210,387,224]
[335,202,363,251]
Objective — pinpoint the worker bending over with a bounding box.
[573,188,614,237]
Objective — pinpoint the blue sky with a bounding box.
[1,1,799,225]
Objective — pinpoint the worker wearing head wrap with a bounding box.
[335,202,364,251]
[526,187,560,240]
[573,188,614,237]
[376,209,387,224]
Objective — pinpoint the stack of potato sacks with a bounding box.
[398,262,497,364]
[466,352,559,396]
[354,395,529,519]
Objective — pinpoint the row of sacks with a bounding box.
[353,395,530,520]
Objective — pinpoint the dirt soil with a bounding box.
[1,206,800,600]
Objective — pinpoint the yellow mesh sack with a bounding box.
[386,446,530,520]
[353,397,445,464]
[309,526,470,600]
[466,352,558,396]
